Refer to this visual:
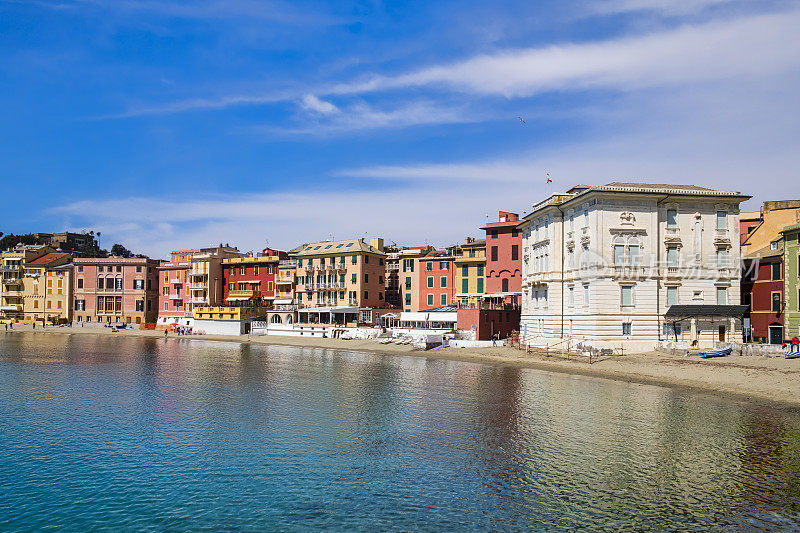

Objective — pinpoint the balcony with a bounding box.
[274,304,297,311]
[279,260,296,267]
[1,265,22,271]
[276,278,293,284]
[188,283,206,290]
[0,304,22,312]
[229,289,261,299]
[169,294,184,300]
[1,278,21,285]
[2,290,22,297]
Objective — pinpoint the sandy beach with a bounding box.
[4,323,800,408]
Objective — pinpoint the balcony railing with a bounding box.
[187,283,206,290]
[276,278,293,284]
[1,290,23,297]
[168,294,183,300]
[1,265,22,271]
[1,278,21,285]
[169,278,182,284]
[229,289,261,299]
[0,304,22,311]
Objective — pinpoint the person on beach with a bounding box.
[792,336,799,353]
[164,329,168,339]
[492,334,497,347]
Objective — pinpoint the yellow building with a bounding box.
[742,200,800,255]
[0,245,55,322]
[455,237,486,307]
[26,253,73,324]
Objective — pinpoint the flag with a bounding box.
[546,171,552,184]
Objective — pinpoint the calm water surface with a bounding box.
[0,333,799,531]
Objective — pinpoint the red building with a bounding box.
[417,250,456,310]
[481,211,522,303]
[457,308,521,340]
[222,248,288,307]
[157,249,198,329]
[742,244,784,344]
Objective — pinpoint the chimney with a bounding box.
[370,238,384,252]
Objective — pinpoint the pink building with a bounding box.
[72,257,159,325]
[481,211,522,304]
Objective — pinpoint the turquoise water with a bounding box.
[0,333,799,531]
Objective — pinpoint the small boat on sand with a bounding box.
[786,351,800,360]
[699,346,732,358]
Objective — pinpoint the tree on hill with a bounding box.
[109,243,134,258]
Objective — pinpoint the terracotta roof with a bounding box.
[28,252,70,266]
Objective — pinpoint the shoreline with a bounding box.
[4,324,800,410]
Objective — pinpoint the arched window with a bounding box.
[286,315,293,324]
[270,314,282,324]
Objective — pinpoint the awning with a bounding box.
[483,292,523,297]
[226,296,250,301]
[665,305,749,319]
[399,311,457,323]
[298,306,359,314]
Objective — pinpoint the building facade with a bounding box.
[454,237,486,307]
[292,238,387,311]
[742,242,784,343]
[783,224,800,341]
[1,245,54,321]
[73,257,159,325]
[519,182,750,352]
[417,250,456,311]
[222,248,286,306]
[23,252,72,324]
[481,211,522,304]
[741,200,800,255]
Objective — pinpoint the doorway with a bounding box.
[718,325,726,342]
[768,325,783,345]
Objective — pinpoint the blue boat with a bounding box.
[786,352,800,360]
[699,346,732,358]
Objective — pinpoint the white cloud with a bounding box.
[588,0,736,16]
[342,9,800,97]
[300,94,339,115]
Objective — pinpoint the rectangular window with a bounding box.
[667,246,678,267]
[78,265,84,273]
[426,261,433,271]
[491,247,498,262]
[439,261,448,270]
[77,278,83,289]
[133,279,144,290]
[477,278,484,293]
[491,230,498,239]
[163,301,168,311]
[716,210,727,231]
[717,248,728,268]
[717,287,727,305]
[621,286,633,307]
[667,286,678,306]
[135,300,144,312]
[629,245,639,266]
[584,284,589,306]
[614,245,625,265]
[364,256,369,264]
[622,322,632,336]
[462,278,469,293]
[351,273,357,283]
[364,274,369,284]
[772,292,782,312]
[427,294,434,306]
[364,291,369,299]
[440,294,447,305]
[440,276,447,288]
[569,249,574,269]
[462,265,469,276]
[352,255,357,264]
[115,278,123,290]
[666,209,677,227]
[75,300,85,311]
[405,277,411,290]
[427,276,434,288]
[405,294,411,306]
[477,265,484,277]
[772,262,782,280]
[511,245,519,261]
[569,287,574,306]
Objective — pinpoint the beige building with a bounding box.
[519,182,751,352]
[25,252,73,324]
[187,245,241,312]
[741,200,800,255]
[292,238,387,325]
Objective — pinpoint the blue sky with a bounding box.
[1,0,798,258]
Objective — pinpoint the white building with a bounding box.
[519,182,751,352]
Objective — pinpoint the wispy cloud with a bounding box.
[96,7,800,120]
[3,0,344,24]
[587,0,736,16]
[300,94,339,115]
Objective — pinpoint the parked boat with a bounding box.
[786,351,800,360]
[699,346,732,358]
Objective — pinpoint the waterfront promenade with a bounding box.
[8,324,800,408]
